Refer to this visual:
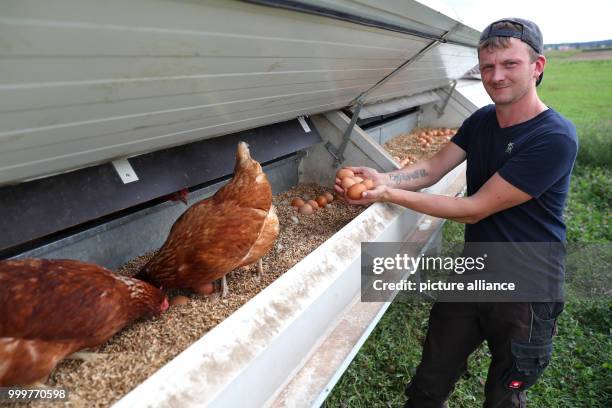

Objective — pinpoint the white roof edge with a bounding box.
[297,0,480,46]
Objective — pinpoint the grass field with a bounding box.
[325,49,612,407]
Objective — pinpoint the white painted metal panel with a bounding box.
[364,43,478,103]
[0,0,478,186]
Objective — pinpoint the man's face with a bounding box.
[478,38,543,106]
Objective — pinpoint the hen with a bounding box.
[0,258,169,386]
[136,141,279,297]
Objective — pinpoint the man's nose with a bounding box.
[491,66,506,83]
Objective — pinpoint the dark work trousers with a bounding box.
[404,302,562,408]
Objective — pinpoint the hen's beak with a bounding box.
[160,297,170,313]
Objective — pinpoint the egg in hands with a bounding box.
[335,168,375,201]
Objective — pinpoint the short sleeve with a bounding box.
[451,120,469,152]
[498,134,577,198]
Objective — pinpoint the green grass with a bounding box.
[325,53,611,407]
[538,57,612,167]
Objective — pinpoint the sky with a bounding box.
[421,0,612,44]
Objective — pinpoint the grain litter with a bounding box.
[15,183,366,408]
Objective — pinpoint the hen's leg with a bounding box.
[66,352,104,362]
[221,275,228,298]
[257,259,263,279]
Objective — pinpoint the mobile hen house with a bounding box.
[1,1,490,406]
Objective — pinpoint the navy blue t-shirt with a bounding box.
[451,105,578,242]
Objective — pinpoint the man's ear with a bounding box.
[534,54,546,81]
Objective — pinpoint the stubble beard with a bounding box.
[487,80,532,106]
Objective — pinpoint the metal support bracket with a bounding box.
[433,80,458,118]
[323,24,460,167]
[324,101,363,167]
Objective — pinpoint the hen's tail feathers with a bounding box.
[236,141,252,164]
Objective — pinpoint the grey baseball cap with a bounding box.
[479,18,544,85]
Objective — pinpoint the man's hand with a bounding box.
[334,183,391,205]
[333,166,386,188]
[334,166,388,204]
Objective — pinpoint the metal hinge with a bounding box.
[433,80,458,118]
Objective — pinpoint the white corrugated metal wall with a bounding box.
[0,0,478,185]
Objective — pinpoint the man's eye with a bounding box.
[505,62,516,67]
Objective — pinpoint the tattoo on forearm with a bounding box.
[389,169,428,185]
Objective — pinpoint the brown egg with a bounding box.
[170,295,189,306]
[341,177,356,190]
[347,183,368,200]
[424,143,431,148]
[336,168,354,179]
[323,192,334,202]
[298,203,314,215]
[194,282,214,295]
[362,179,374,189]
[291,198,304,207]
[306,199,319,210]
[353,176,364,184]
[315,196,328,207]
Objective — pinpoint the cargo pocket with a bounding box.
[503,340,553,391]
[529,302,562,341]
[502,302,560,391]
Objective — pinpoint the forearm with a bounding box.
[383,161,440,191]
[384,188,480,224]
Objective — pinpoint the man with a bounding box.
[335,18,577,407]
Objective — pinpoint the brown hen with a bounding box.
[0,258,169,386]
[136,141,279,297]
